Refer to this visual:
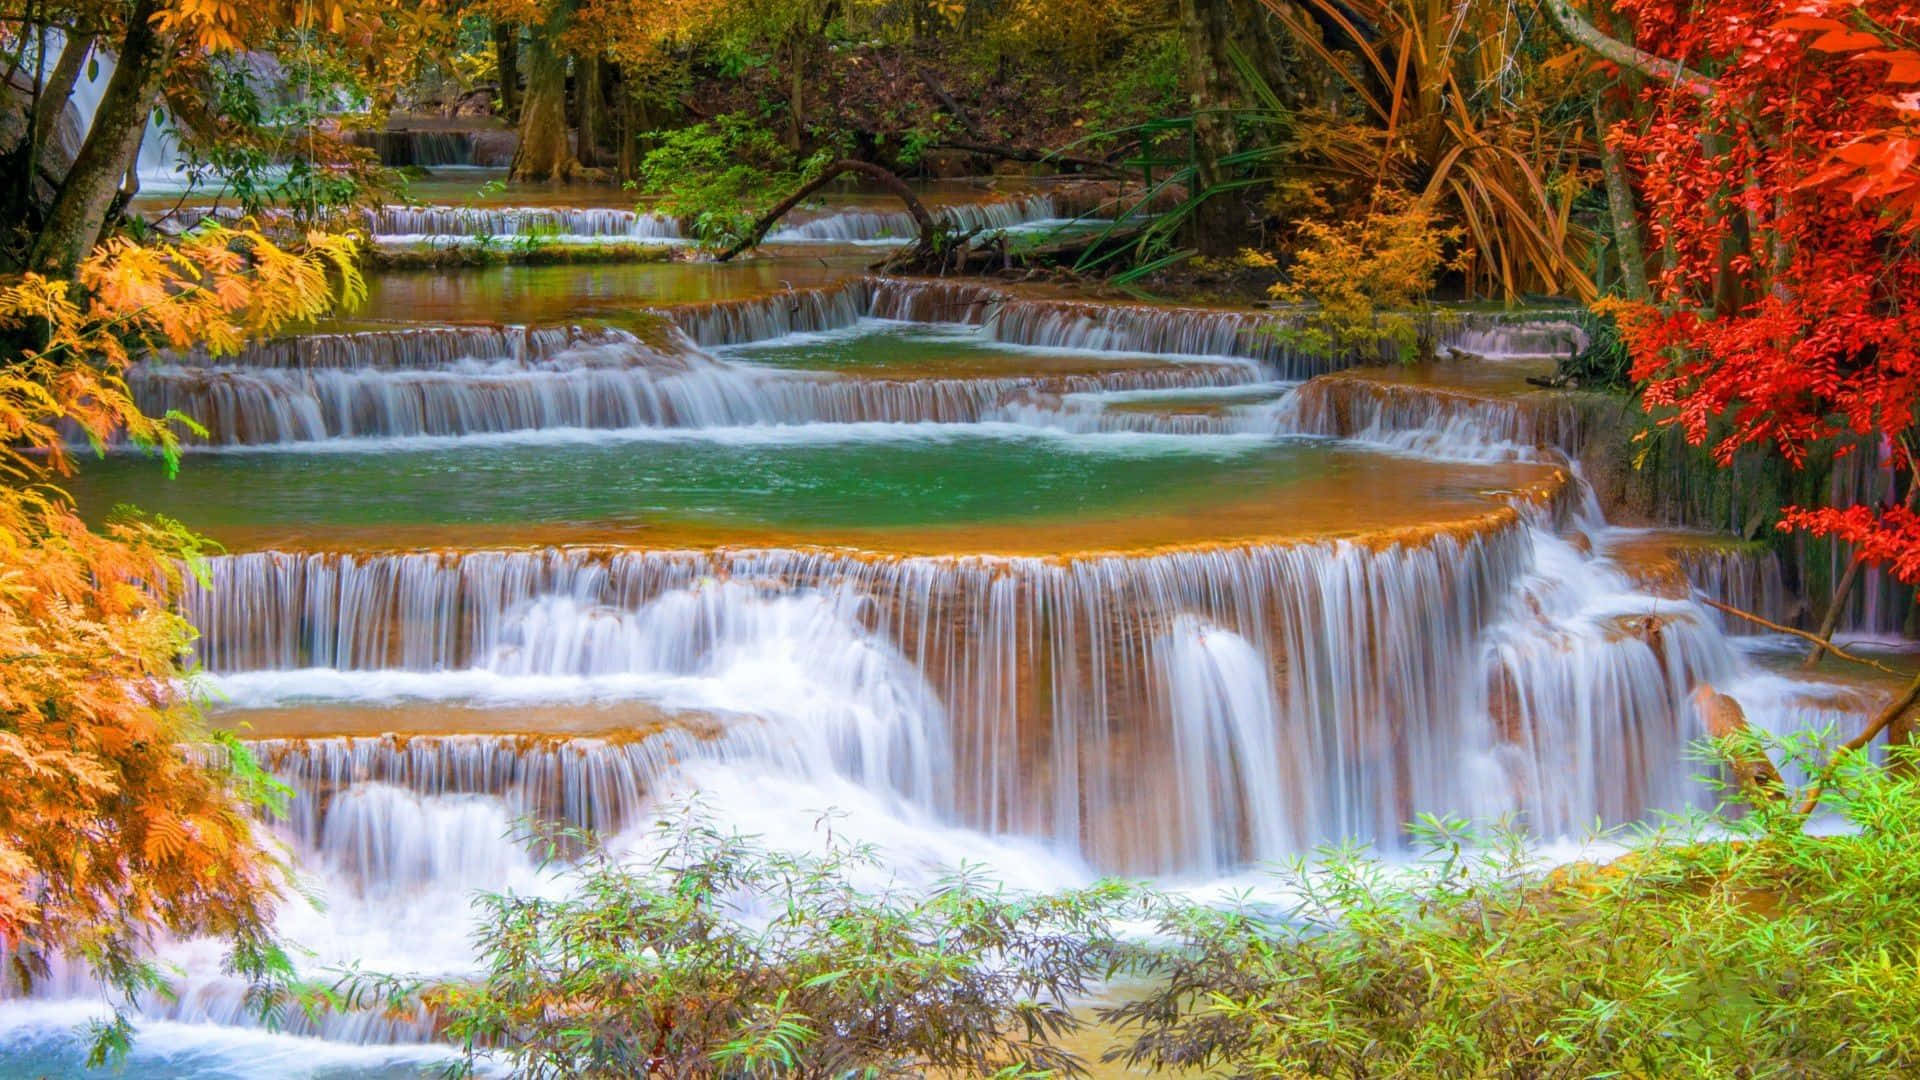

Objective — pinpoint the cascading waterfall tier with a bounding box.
[1273,372,1591,460]
[130,281,1598,451]
[763,194,1062,242]
[151,323,642,371]
[183,481,1749,877]
[129,313,1269,444]
[659,278,1575,378]
[365,205,684,240]
[1675,542,1796,635]
[356,193,1062,245]
[348,130,476,167]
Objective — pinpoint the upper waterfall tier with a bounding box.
[129,318,1279,447]
[365,205,686,242]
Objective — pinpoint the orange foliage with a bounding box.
[0,226,358,1006]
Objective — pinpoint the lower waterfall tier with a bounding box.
[174,492,1852,877]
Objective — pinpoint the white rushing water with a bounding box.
[127,279,1582,449]
[359,193,1071,248]
[7,279,1893,1076]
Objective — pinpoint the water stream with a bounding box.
[1,209,1891,1076]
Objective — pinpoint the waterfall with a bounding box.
[357,195,1059,246]
[153,323,647,370]
[1676,543,1795,635]
[655,277,1378,380]
[14,276,1897,1071]
[177,502,1777,876]
[130,319,1268,445]
[1444,318,1589,358]
[1271,373,1589,461]
[661,280,877,346]
[366,205,684,240]
[349,130,476,167]
[1157,617,1295,866]
[763,194,1064,243]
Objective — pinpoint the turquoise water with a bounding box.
[69,431,1316,536]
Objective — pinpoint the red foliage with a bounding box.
[1609,0,1920,580]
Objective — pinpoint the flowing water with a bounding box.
[2,192,1898,1075]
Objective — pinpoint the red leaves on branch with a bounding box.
[1610,0,1920,580]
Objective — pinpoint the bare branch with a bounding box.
[1539,0,1714,99]
[1696,597,1914,679]
[717,160,937,263]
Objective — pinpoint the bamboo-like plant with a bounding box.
[1256,0,1598,300]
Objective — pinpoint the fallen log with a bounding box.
[717,159,938,263]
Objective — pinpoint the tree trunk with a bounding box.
[29,0,167,276]
[616,68,634,181]
[28,31,94,151]
[575,54,605,168]
[1593,98,1649,299]
[786,37,807,150]
[510,25,577,183]
[493,22,521,121]
[1179,0,1249,255]
[1803,555,1866,668]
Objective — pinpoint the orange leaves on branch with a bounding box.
[0,226,357,1000]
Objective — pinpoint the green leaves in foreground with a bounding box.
[361,810,1133,1078]
[342,737,1920,1078]
[1109,737,1920,1080]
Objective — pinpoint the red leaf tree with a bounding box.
[1587,0,1920,581]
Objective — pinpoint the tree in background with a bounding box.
[0,225,359,1059]
[1554,1,1920,602]
[0,0,443,272]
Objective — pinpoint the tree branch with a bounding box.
[1796,670,1920,815]
[1540,0,1714,99]
[1696,597,1913,679]
[717,160,937,262]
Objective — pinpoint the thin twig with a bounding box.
[1796,670,1920,815]
[1697,597,1915,679]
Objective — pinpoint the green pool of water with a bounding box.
[72,433,1281,530]
[65,433,1536,553]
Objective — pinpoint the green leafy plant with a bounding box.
[1106,731,1920,1079]
[341,808,1133,1078]
[637,114,831,249]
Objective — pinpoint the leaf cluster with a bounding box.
[1268,192,1465,362]
[1106,735,1920,1079]
[371,811,1134,1078]
[0,224,359,1059]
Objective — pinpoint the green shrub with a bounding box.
[1107,733,1920,1079]
[637,115,833,249]
[336,735,1920,1078]
[350,810,1132,1078]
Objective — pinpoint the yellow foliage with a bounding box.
[998,0,1163,62]
[0,226,358,1001]
[1269,193,1464,361]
